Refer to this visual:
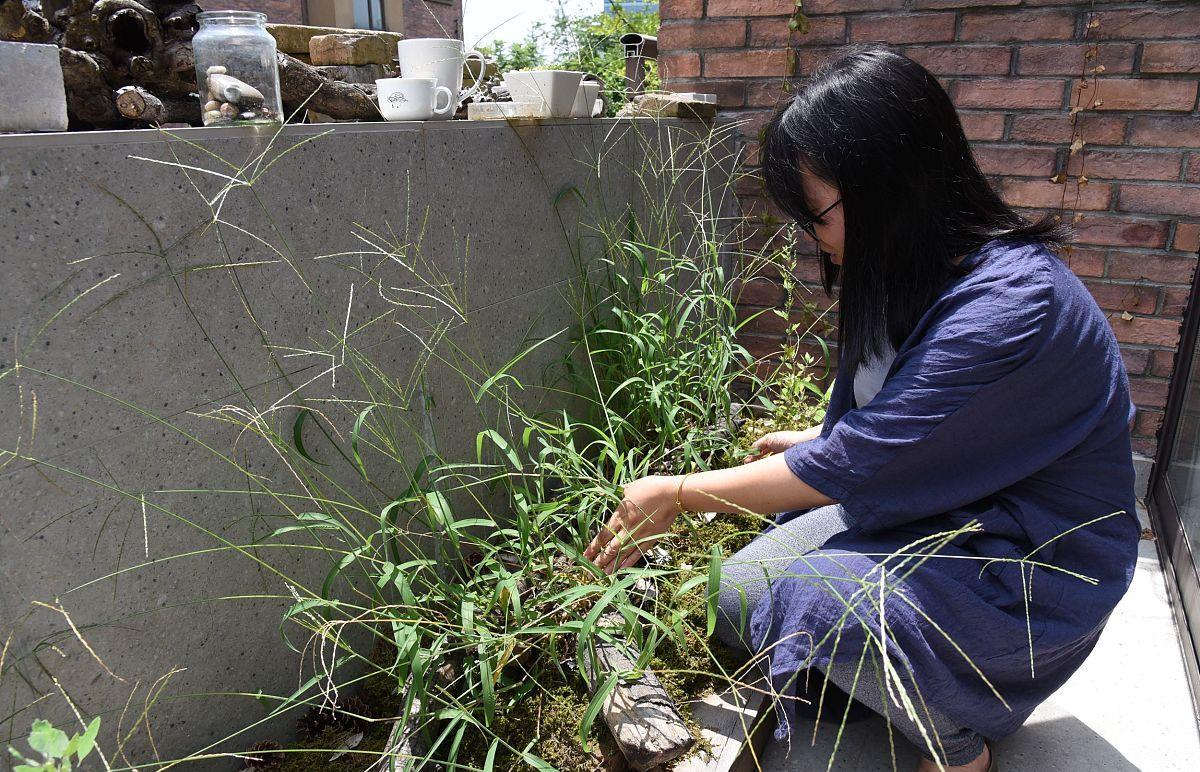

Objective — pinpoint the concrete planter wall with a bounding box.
[0,118,732,765]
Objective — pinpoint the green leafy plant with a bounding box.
[7,718,100,772]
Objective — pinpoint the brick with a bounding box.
[913,0,1019,7]
[659,20,746,50]
[1010,114,1126,145]
[953,79,1066,109]
[803,0,906,12]
[309,33,391,66]
[734,109,775,139]
[1162,288,1190,317]
[1073,78,1198,112]
[1130,116,1200,148]
[1073,215,1170,248]
[659,52,701,79]
[660,0,704,19]
[1016,43,1137,76]
[1108,252,1196,284]
[795,46,849,77]
[746,79,787,108]
[1134,409,1164,438]
[671,78,747,108]
[958,110,1005,141]
[1150,349,1178,378]
[1114,317,1182,350]
[739,333,785,362]
[1065,150,1182,181]
[1126,375,1173,409]
[959,10,1075,42]
[1175,222,1200,253]
[1122,346,1150,376]
[705,49,788,78]
[1062,246,1106,277]
[1085,280,1158,315]
[1188,156,1200,185]
[1142,42,1200,75]
[1093,7,1200,41]
[1132,437,1157,457]
[850,13,956,45]
[1118,184,1200,218]
[745,140,762,166]
[749,16,846,47]
[708,0,794,17]
[902,45,1011,76]
[972,145,1057,177]
[733,278,785,307]
[1003,178,1112,211]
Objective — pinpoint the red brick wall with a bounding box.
[659,0,1200,459]
[404,0,463,39]
[218,0,306,25]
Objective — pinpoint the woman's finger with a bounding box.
[596,528,632,574]
[584,514,622,560]
[617,546,644,571]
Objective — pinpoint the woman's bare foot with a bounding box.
[915,742,991,772]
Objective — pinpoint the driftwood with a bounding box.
[1,1,385,129]
[115,83,194,122]
[277,50,379,122]
[0,0,200,127]
[583,613,695,771]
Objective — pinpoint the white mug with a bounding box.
[572,81,605,118]
[376,77,454,121]
[396,38,486,120]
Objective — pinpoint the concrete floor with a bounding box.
[759,505,1200,771]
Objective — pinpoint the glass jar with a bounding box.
[192,10,283,127]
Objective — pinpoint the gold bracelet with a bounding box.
[675,473,693,514]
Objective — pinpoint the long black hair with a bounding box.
[762,44,1069,372]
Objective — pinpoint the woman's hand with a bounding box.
[742,426,820,463]
[584,475,681,574]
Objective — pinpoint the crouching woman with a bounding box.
[584,45,1141,772]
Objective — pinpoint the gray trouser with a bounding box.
[714,504,987,766]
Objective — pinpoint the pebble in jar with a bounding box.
[193,10,284,126]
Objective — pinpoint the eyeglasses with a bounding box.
[798,198,841,241]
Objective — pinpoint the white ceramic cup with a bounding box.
[396,38,486,120]
[504,70,585,119]
[571,81,604,118]
[376,77,454,121]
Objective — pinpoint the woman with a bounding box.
[584,46,1141,772]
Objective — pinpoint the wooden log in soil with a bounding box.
[583,613,696,771]
[379,674,428,771]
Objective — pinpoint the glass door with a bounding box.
[1151,270,1200,690]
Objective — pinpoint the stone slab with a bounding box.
[267,23,402,55]
[619,93,718,122]
[309,32,392,66]
[0,41,68,133]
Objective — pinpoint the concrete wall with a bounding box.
[0,118,720,766]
